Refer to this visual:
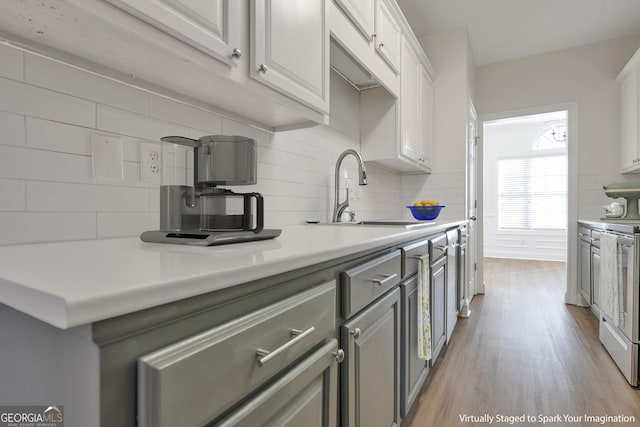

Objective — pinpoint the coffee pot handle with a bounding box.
[244,193,264,233]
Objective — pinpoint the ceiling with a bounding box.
[395,0,640,66]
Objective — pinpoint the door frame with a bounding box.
[478,101,578,304]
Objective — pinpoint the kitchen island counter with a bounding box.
[0,221,465,329]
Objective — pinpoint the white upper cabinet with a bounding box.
[105,0,241,67]
[374,0,402,73]
[361,35,435,173]
[400,37,421,162]
[251,0,330,115]
[0,0,330,131]
[334,0,375,42]
[400,36,433,170]
[419,64,434,170]
[619,47,640,173]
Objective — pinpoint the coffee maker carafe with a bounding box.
[140,135,281,246]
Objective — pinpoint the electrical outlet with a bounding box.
[140,142,161,181]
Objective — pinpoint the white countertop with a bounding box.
[0,221,464,329]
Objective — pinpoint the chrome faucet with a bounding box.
[332,149,368,222]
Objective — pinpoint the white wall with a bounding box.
[483,119,567,261]
[0,44,402,245]
[476,34,640,221]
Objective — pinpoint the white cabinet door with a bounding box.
[334,0,375,42]
[419,65,434,170]
[106,0,241,66]
[400,37,420,163]
[252,0,329,114]
[620,66,640,171]
[374,0,401,73]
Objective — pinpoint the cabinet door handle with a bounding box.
[379,42,384,48]
[333,349,345,363]
[370,273,398,286]
[351,328,361,339]
[231,48,242,59]
[258,64,268,73]
[410,254,427,260]
[256,326,315,366]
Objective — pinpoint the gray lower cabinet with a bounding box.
[216,339,340,427]
[137,281,336,427]
[578,230,592,305]
[341,287,401,427]
[591,244,601,313]
[400,276,429,418]
[430,255,447,365]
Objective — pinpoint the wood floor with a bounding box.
[404,258,640,426]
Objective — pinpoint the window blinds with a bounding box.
[498,155,567,230]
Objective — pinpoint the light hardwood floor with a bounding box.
[404,258,640,426]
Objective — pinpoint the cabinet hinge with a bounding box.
[474,262,477,271]
[475,136,480,145]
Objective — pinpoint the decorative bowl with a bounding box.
[406,205,445,220]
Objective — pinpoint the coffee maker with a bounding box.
[140,135,281,246]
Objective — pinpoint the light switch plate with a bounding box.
[92,134,123,180]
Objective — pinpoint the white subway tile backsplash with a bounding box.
[25,54,148,114]
[97,105,190,141]
[26,117,92,155]
[0,212,96,245]
[0,44,23,81]
[150,95,223,134]
[0,145,92,183]
[0,43,408,244]
[0,179,26,211]
[26,182,150,212]
[0,111,25,146]
[258,162,289,182]
[0,77,96,127]
[257,145,291,166]
[97,213,158,238]
[149,188,160,212]
[26,117,144,162]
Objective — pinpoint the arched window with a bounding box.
[533,122,567,151]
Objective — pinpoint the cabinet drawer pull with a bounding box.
[255,326,315,366]
[369,273,398,286]
[333,348,345,363]
[351,328,361,339]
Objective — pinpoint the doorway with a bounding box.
[484,110,568,261]
[478,103,579,303]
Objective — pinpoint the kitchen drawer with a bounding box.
[402,239,429,278]
[342,250,401,319]
[216,339,339,427]
[137,281,336,427]
[429,233,448,262]
[578,225,591,240]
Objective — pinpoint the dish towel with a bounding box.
[599,232,623,327]
[417,253,432,361]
